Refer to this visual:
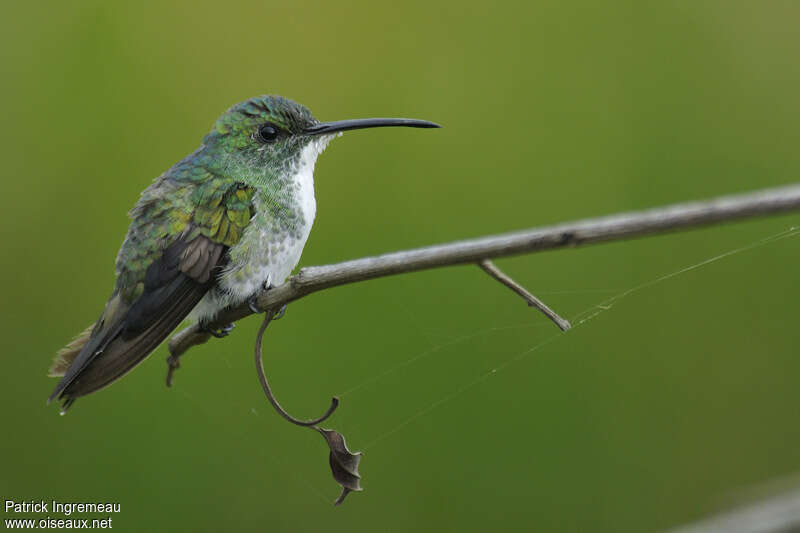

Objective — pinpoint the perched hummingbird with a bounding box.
[48,95,439,411]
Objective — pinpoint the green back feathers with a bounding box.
[190,186,254,246]
[114,159,256,305]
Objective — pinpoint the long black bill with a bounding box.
[305,118,441,135]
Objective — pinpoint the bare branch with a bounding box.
[168,183,800,360]
[478,260,571,331]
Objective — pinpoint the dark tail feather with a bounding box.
[50,277,208,409]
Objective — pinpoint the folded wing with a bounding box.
[48,234,226,409]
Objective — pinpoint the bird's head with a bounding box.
[203,95,439,186]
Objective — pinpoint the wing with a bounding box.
[49,171,255,409]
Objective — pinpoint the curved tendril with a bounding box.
[254,309,339,427]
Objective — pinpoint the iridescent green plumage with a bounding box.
[115,175,256,303]
[48,95,440,411]
[49,95,318,408]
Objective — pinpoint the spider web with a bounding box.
[354,225,800,450]
[176,223,799,502]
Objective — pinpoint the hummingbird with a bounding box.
[48,95,439,411]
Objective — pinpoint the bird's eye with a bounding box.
[256,123,280,143]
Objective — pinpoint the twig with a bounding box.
[168,183,800,360]
[254,308,339,426]
[477,260,571,331]
[253,308,359,506]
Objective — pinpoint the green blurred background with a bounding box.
[2,1,800,531]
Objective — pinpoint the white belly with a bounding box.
[190,138,328,322]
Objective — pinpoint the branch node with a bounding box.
[165,325,212,386]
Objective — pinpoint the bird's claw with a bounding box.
[200,321,235,338]
[248,295,287,320]
[250,277,287,319]
[248,294,263,314]
[249,276,276,314]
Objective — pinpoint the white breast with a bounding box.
[190,137,333,322]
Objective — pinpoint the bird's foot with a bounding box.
[248,277,287,319]
[248,294,264,314]
[248,277,274,313]
[200,321,236,338]
[249,293,288,320]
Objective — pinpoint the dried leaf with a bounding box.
[316,427,363,505]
